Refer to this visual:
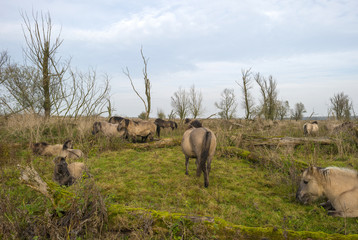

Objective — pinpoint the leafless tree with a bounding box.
[189,85,204,118]
[276,100,290,120]
[330,92,352,121]
[21,11,68,118]
[1,11,112,118]
[52,68,111,119]
[123,47,151,120]
[215,88,238,120]
[236,68,255,119]
[171,87,189,122]
[0,51,10,80]
[255,73,278,120]
[0,63,42,114]
[291,102,306,121]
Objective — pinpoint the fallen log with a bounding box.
[242,136,335,147]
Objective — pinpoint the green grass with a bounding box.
[84,145,358,235]
[1,117,358,238]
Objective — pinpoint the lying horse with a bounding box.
[62,140,85,159]
[92,121,120,136]
[296,166,358,217]
[181,126,217,188]
[117,119,157,142]
[32,140,84,159]
[53,156,89,186]
[303,121,319,136]
[185,118,203,128]
[108,116,124,124]
[154,118,178,137]
[31,140,73,157]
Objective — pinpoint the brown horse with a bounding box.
[117,119,157,142]
[62,140,85,159]
[296,166,358,217]
[181,127,217,188]
[154,118,177,137]
[31,140,74,157]
[53,156,88,186]
[185,118,203,128]
[92,121,121,136]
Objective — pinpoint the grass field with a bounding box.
[1,115,358,239]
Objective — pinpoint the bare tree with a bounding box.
[236,68,255,119]
[189,85,204,118]
[255,73,278,120]
[123,47,151,120]
[0,51,10,82]
[52,68,111,119]
[0,63,42,114]
[171,87,189,122]
[291,102,306,121]
[330,92,352,120]
[215,88,238,120]
[276,100,290,120]
[21,11,68,118]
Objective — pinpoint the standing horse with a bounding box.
[92,121,120,136]
[296,166,358,217]
[154,118,178,137]
[181,126,217,188]
[303,121,319,136]
[117,119,157,142]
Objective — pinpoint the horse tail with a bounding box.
[174,122,178,129]
[303,123,308,135]
[197,130,212,177]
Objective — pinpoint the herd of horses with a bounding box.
[30,118,358,217]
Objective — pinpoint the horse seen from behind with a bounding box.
[303,121,319,136]
[181,124,216,188]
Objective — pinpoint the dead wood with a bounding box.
[242,136,335,147]
[18,164,55,206]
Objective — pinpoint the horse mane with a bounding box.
[324,166,358,178]
[312,121,318,124]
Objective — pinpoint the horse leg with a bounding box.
[185,156,190,175]
[207,156,212,173]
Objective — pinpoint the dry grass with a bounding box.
[1,115,358,238]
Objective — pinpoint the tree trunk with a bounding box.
[43,41,51,118]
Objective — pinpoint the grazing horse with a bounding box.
[53,157,88,186]
[296,166,358,217]
[108,116,125,124]
[92,121,120,136]
[303,121,319,136]
[181,127,217,188]
[154,118,178,137]
[117,119,157,142]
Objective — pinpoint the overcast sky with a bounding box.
[1,0,358,118]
